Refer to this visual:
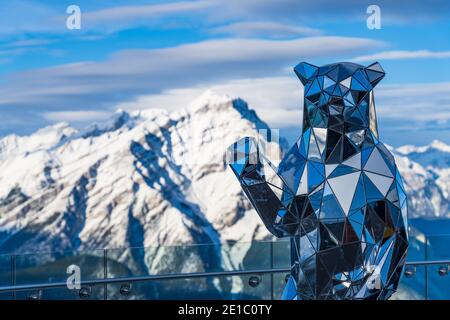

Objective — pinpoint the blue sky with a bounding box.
[1,0,450,146]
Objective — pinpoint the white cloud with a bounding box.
[3,39,56,48]
[211,0,450,23]
[376,82,450,122]
[115,76,303,127]
[0,39,57,59]
[43,110,111,122]
[210,21,321,38]
[0,1,215,36]
[3,0,450,38]
[353,50,450,62]
[378,82,450,97]
[85,1,213,22]
[82,1,214,32]
[0,36,383,109]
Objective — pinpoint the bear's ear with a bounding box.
[294,62,318,85]
[365,62,385,88]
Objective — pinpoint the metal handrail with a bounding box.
[404,260,450,266]
[0,267,291,293]
[0,260,449,294]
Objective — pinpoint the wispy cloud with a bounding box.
[0,0,448,146]
[0,38,57,60]
[2,39,56,48]
[0,0,62,36]
[43,110,111,123]
[4,0,450,38]
[82,1,215,33]
[211,0,450,23]
[85,1,213,22]
[0,36,383,110]
[353,50,450,62]
[0,1,214,36]
[210,21,321,38]
[376,82,450,122]
[115,76,303,127]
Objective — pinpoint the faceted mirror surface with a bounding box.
[227,61,408,300]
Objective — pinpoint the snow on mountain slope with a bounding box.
[397,140,450,199]
[0,123,77,162]
[392,151,449,217]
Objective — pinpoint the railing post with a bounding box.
[270,241,274,300]
[10,255,16,300]
[425,237,428,300]
[103,249,108,300]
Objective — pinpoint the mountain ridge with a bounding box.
[0,91,274,256]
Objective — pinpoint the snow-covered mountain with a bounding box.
[0,91,448,259]
[0,91,280,259]
[394,141,450,217]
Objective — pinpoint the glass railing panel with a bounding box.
[106,240,287,280]
[271,239,290,269]
[217,240,279,272]
[0,254,13,300]
[105,240,291,299]
[13,249,105,300]
[16,285,105,300]
[107,273,282,300]
[269,239,290,300]
[272,272,290,300]
[425,234,450,300]
[392,230,427,300]
[0,234,448,300]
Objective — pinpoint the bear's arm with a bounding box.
[227,136,290,237]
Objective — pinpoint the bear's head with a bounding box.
[294,61,385,163]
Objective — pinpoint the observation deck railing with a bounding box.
[0,233,448,300]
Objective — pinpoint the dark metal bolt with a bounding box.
[79,286,91,299]
[438,265,449,276]
[248,276,261,288]
[28,291,42,300]
[120,284,131,296]
[404,266,416,278]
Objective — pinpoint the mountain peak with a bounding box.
[187,90,234,111]
[184,90,268,131]
[80,109,132,138]
[398,140,450,155]
[430,140,450,152]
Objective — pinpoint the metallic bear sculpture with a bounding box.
[227,62,409,300]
